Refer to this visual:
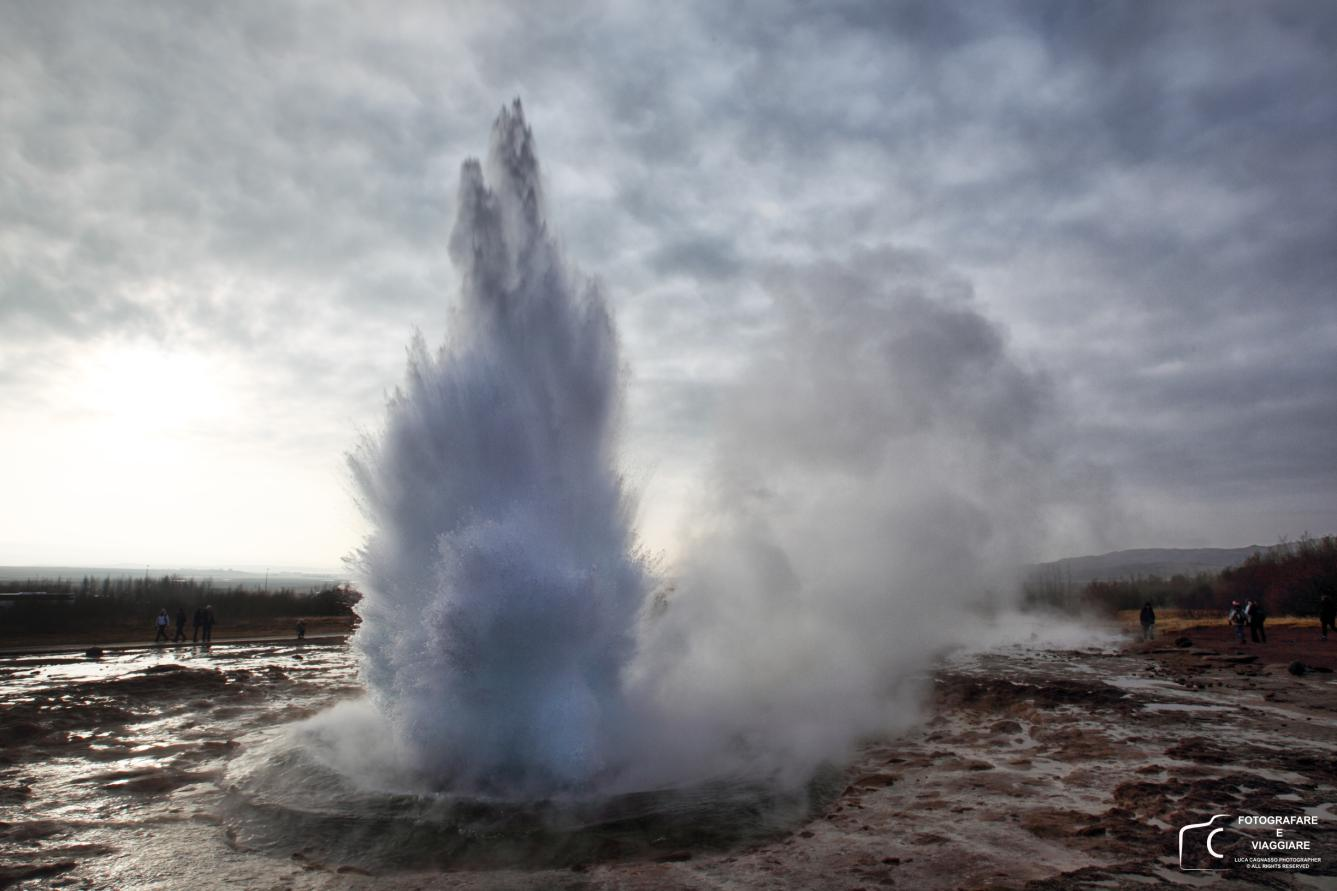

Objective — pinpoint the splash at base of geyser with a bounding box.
[224,697,841,870]
[223,101,842,868]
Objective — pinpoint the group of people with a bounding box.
[1227,599,1268,643]
[153,605,215,643]
[1139,596,1337,644]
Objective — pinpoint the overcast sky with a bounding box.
[2,1,1334,570]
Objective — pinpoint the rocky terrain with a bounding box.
[1,625,1333,890]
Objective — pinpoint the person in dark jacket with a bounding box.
[1139,602,1156,641]
[201,605,215,643]
[1321,594,1336,641]
[173,607,188,642]
[192,606,206,642]
[1247,599,1267,643]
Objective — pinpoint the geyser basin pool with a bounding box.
[224,729,840,870]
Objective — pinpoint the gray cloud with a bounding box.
[2,0,1334,562]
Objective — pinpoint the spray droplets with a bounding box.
[349,101,647,796]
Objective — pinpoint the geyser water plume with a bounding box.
[348,100,647,796]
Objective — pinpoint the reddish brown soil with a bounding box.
[1136,621,1337,671]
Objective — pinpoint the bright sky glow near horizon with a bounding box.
[2,2,1335,571]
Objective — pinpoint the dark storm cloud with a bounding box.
[2,0,1334,548]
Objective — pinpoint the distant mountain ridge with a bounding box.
[1033,545,1281,585]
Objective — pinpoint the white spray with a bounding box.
[348,100,648,795]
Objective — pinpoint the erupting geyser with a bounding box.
[348,100,648,796]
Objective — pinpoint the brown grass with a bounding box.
[0,615,358,650]
[1115,608,1312,635]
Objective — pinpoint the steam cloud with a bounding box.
[626,251,1112,787]
[342,102,1111,798]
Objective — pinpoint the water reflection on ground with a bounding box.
[1,641,832,889]
[1,641,360,889]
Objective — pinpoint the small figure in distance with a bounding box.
[173,607,188,643]
[1247,598,1267,644]
[201,604,215,643]
[192,605,206,643]
[1139,601,1156,641]
[1320,593,1336,642]
[296,619,307,641]
[154,608,170,643]
[1228,600,1247,644]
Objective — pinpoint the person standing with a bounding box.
[1228,601,1247,644]
[192,606,206,642]
[1247,599,1267,644]
[1139,602,1156,641]
[1320,594,1336,641]
[154,609,170,643]
[173,607,187,642]
[201,604,215,643]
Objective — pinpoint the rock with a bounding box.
[1174,636,1192,648]
[1287,661,1307,676]
[852,772,898,789]
[0,862,78,885]
[85,648,103,660]
[654,850,692,863]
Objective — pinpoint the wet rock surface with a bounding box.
[1,631,1334,889]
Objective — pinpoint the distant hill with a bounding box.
[1032,546,1280,585]
[0,565,348,591]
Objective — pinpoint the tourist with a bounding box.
[173,607,187,642]
[1228,601,1247,644]
[1139,602,1156,641]
[154,608,169,643]
[192,605,206,642]
[201,605,216,643]
[1320,594,1336,641]
[1247,599,1267,644]
[296,619,307,640]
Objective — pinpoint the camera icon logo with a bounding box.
[1179,814,1232,870]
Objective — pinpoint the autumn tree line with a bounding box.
[1025,536,1337,616]
[0,573,360,635]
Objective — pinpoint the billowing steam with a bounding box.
[624,251,1112,787]
[339,102,1109,799]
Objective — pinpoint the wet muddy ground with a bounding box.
[2,628,1334,890]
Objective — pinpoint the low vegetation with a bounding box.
[0,573,361,638]
[1025,534,1337,617]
